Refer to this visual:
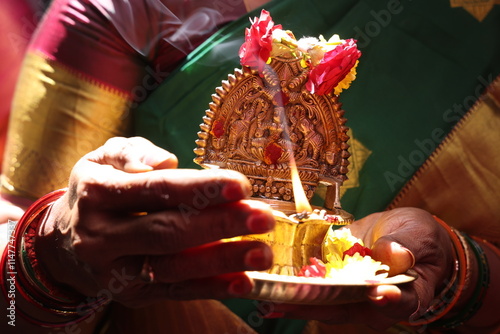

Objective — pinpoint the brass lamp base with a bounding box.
[242,199,354,276]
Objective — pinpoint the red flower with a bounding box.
[306,39,361,95]
[239,10,282,72]
[343,242,372,259]
[298,257,326,277]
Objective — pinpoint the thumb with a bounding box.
[87,137,179,173]
[371,238,415,276]
[125,150,178,172]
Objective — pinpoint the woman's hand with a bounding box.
[267,207,455,330]
[35,137,275,308]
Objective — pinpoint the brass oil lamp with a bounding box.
[194,14,357,276]
[193,61,354,276]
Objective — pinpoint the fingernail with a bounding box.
[260,312,285,319]
[245,247,272,270]
[124,161,154,173]
[402,246,416,269]
[228,278,251,296]
[367,289,388,306]
[222,182,248,201]
[247,213,275,234]
[146,151,172,164]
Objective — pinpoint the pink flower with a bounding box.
[298,257,327,278]
[239,10,282,72]
[306,39,361,95]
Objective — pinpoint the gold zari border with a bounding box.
[450,0,500,22]
[389,76,500,243]
[1,52,132,200]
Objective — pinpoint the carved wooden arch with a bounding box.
[194,56,350,203]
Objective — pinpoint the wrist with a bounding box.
[408,217,498,332]
[457,239,500,331]
[1,189,109,328]
[35,193,86,296]
[430,233,485,329]
[406,217,468,327]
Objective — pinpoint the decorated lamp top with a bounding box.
[194,10,361,208]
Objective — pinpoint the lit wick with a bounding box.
[290,154,312,215]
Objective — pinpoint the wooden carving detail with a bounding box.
[194,56,350,202]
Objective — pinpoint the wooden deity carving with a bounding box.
[194,56,350,207]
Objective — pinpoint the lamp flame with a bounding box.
[290,155,312,213]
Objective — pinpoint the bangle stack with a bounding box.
[1,189,109,328]
[409,217,491,330]
[429,234,490,329]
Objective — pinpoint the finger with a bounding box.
[367,284,418,314]
[366,208,455,320]
[365,208,449,275]
[73,167,252,212]
[101,200,275,255]
[371,233,449,320]
[151,241,273,282]
[371,239,415,276]
[86,137,178,172]
[365,283,421,329]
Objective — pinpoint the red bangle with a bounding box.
[21,189,82,305]
[430,235,490,329]
[1,189,109,328]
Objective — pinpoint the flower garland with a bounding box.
[239,10,361,96]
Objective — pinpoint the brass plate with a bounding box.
[245,270,418,305]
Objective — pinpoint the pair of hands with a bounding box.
[34,137,454,330]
